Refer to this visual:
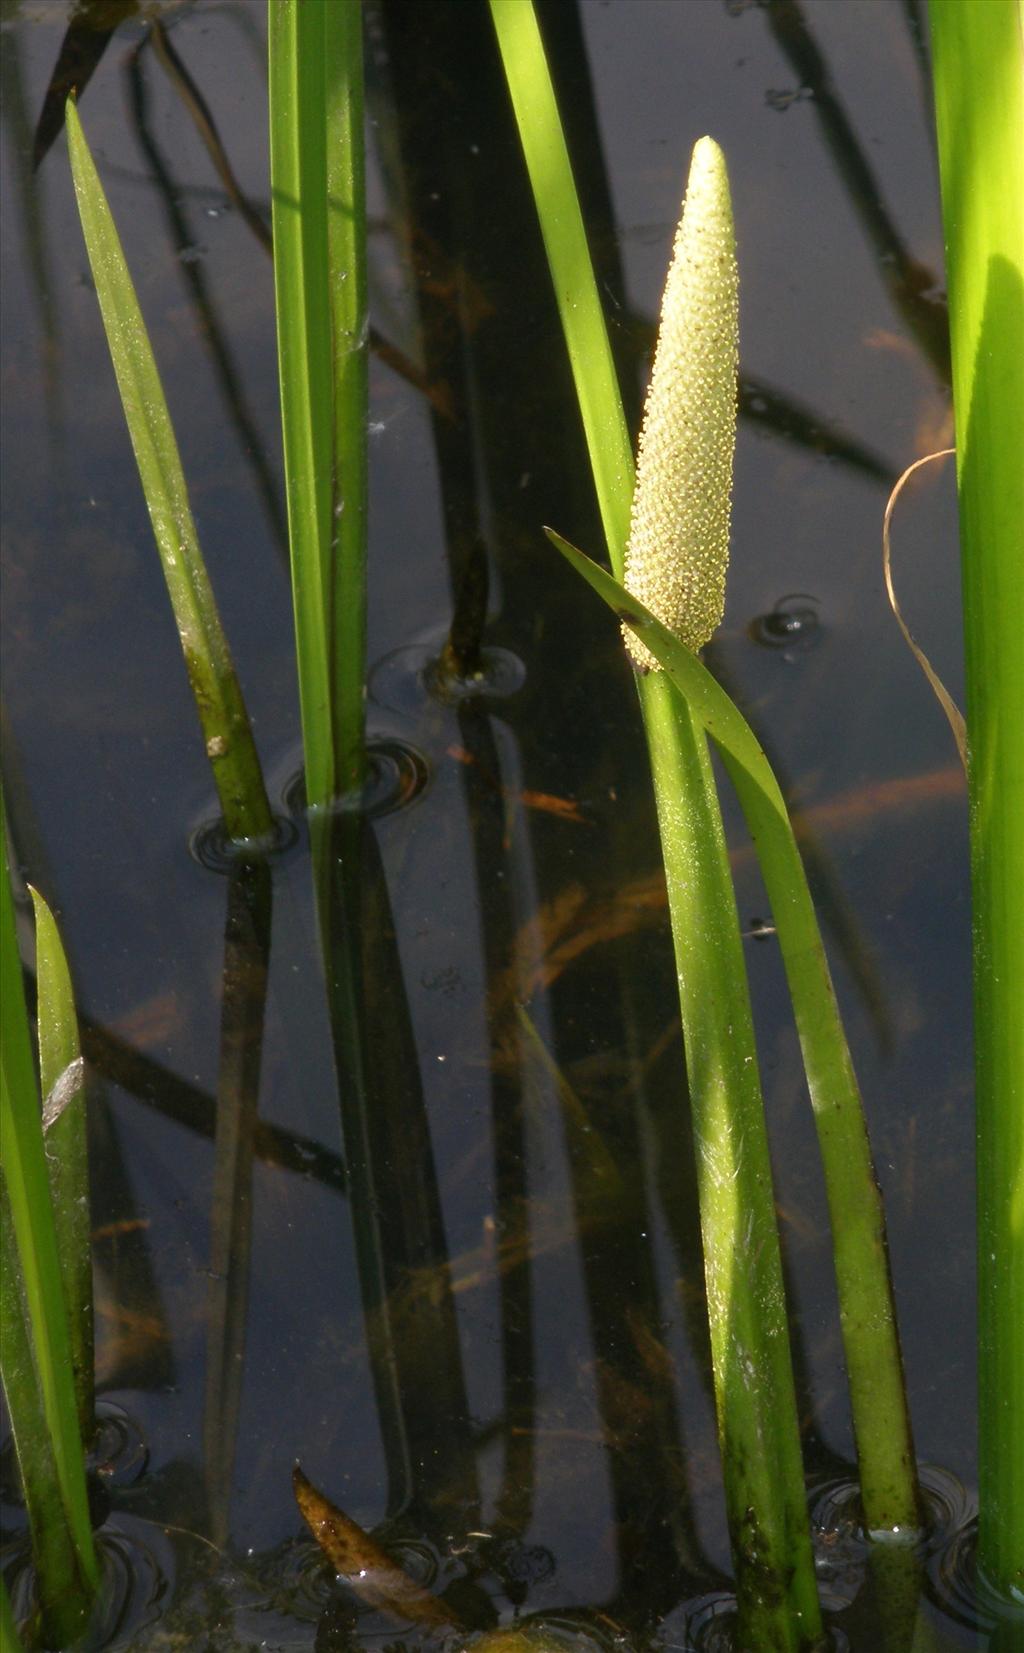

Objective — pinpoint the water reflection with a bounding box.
[202,858,272,1546]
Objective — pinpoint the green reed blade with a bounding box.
[549,529,921,1535]
[65,99,273,847]
[0,1196,94,1650]
[0,812,98,1638]
[488,0,632,577]
[1,1575,25,1652]
[929,0,1024,1597]
[492,6,822,1643]
[638,680,822,1653]
[30,885,93,1444]
[268,0,368,810]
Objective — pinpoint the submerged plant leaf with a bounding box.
[292,1464,460,1629]
[624,136,738,666]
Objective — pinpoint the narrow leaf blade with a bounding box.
[0,814,98,1605]
[29,885,93,1440]
[547,528,921,1530]
[65,98,272,844]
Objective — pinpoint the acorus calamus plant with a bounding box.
[492,0,923,1641]
[615,139,823,1651]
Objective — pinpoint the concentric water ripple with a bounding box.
[283,737,430,824]
[370,640,525,714]
[190,809,298,873]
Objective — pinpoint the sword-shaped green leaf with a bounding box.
[65,99,273,846]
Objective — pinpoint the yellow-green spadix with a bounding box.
[624,137,738,669]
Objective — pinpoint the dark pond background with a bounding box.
[1,0,976,1647]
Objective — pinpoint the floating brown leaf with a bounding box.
[292,1464,460,1630]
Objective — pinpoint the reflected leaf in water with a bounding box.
[32,0,139,170]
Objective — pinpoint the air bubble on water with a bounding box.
[749,593,821,652]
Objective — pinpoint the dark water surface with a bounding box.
[1,1,979,1647]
